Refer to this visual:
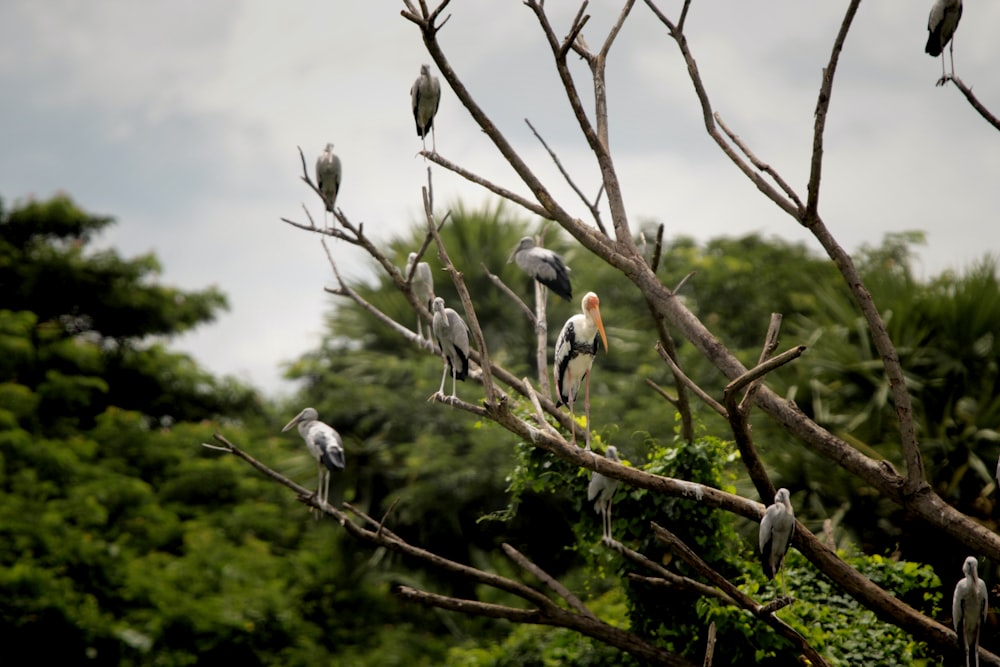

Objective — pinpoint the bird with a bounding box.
[508,236,572,302]
[554,291,608,448]
[587,445,620,541]
[759,487,795,598]
[431,297,471,400]
[925,0,963,86]
[405,252,435,338]
[282,407,345,512]
[953,555,988,667]
[411,64,441,152]
[315,143,342,214]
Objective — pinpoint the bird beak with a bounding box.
[588,302,609,353]
[282,410,305,432]
[506,249,517,264]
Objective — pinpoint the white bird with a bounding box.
[508,236,572,302]
[405,252,435,338]
[759,487,795,598]
[554,292,608,448]
[587,445,620,541]
[315,143,342,214]
[282,407,345,511]
[411,64,441,152]
[953,555,989,667]
[431,297,471,400]
[925,0,963,86]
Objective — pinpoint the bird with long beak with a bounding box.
[554,291,608,448]
[953,555,988,667]
[282,407,345,512]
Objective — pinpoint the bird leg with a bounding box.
[584,371,593,450]
[438,361,448,397]
[567,396,578,447]
[949,37,956,80]
[431,125,437,153]
[450,365,458,401]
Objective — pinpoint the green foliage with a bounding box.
[701,551,943,666]
[446,589,638,666]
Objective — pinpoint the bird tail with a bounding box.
[452,350,469,381]
[925,30,943,56]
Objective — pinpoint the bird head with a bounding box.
[283,407,318,432]
[582,292,608,352]
[420,63,431,76]
[606,445,620,462]
[964,556,980,581]
[432,297,446,314]
[507,236,534,263]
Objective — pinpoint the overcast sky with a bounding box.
[2,2,997,397]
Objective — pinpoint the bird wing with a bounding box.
[553,319,576,404]
[530,251,572,301]
[310,423,345,471]
[979,580,989,622]
[953,579,966,633]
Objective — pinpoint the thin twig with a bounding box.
[654,341,726,416]
[525,117,607,234]
[502,543,597,619]
[947,76,1000,131]
[483,262,537,324]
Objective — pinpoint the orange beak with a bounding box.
[586,295,608,353]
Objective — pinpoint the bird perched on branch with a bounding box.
[508,236,572,302]
[411,64,441,152]
[587,445,621,541]
[759,487,795,597]
[282,407,345,511]
[405,252,434,338]
[432,297,471,400]
[554,292,608,448]
[925,0,963,86]
[953,555,988,667]
[315,143,342,213]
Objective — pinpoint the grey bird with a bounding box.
[282,407,345,510]
[411,64,441,151]
[431,297,471,399]
[953,556,988,667]
[759,487,795,597]
[315,143,342,213]
[925,0,963,86]
[405,252,435,338]
[587,445,621,541]
[508,236,572,301]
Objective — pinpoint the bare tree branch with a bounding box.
[651,523,830,667]
[947,75,1000,131]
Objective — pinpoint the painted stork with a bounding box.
[953,556,988,667]
[411,64,441,152]
[587,445,621,541]
[282,407,345,511]
[926,0,963,86]
[315,143,342,214]
[508,236,572,302]
[554,291,608,448]
[431,296,471,399]
[759,487,795,598]
[405,252,434,338]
